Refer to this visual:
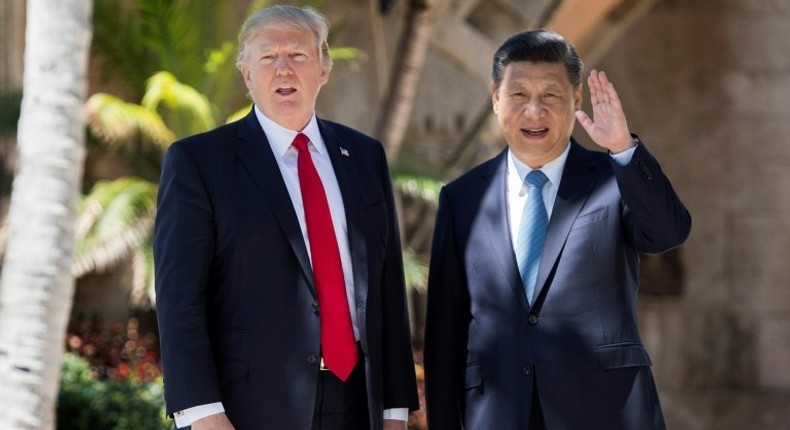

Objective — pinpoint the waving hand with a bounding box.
[575,69,635,153]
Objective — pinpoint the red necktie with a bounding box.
[292,133,357,381]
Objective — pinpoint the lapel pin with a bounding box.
[340,147,350,157]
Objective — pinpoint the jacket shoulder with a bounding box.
[443,152,504,194]
[168,120,241,153]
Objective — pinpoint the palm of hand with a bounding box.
[575,70,633,153]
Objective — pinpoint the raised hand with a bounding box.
[574,69,634,153]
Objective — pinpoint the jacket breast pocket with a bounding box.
[570,206,608,231]
[596,342,652,370]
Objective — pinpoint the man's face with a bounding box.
[492,61,582,168]
[239,24,329,131]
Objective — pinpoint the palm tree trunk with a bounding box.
[374,0,446,161]
[0,0,92,428]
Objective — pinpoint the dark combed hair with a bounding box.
[492,29,583,88]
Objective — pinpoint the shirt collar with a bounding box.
[508,141,571,189]
[253,105,324,156]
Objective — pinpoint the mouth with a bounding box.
[275,86,297,96]
[521,127,549,138]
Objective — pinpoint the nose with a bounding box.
[274,56,293,76]
[524,98,545,117]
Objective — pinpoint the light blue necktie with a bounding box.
[516,170,549,305]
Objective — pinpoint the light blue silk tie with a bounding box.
[516,170,549,305]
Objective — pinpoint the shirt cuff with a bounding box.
[173,402,225,428]
[383,408,409,421]
[609,144,637,166]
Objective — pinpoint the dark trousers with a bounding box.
[312,345,370,430]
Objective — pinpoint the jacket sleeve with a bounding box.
[424,188,469,429]
[154,141,222,415]
[612,140,692,254]
[376,144,421,412]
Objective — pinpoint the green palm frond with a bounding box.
[86,93,175,150]
[329,47,363,63]
[91,0,153,95]
[73,178,158,279]
[392,172,443,207]
[138,0,200,83]
[142,71,216,136]
[403,248,428,293]
[131,239,156,309]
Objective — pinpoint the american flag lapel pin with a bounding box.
[340,147,350,157]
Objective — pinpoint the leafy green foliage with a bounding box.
[86,93,175,151]
[58,353,168,430]
[142,71,217,137]
[392,171,443,207]
[91,0,243,106]
[403,248,428,293]
[0,90,21,137]
[59,317,166,428]
[74,178,158,308]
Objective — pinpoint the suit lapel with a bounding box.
[478,150,530,313]
[234,110,317,298]
[532,140,600,303]
[317,120,369,313]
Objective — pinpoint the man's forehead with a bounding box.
[504,63,569,82]
[250,26,314,47]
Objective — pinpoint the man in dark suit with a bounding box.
[154,5,418,430]
[423,30,691,430]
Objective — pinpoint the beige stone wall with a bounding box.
[593,0,790,427]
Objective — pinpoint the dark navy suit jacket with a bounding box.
[424,139,691,430]
[154,110,418,430]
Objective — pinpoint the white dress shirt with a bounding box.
[174,106,407,427]
[507,141,636,261]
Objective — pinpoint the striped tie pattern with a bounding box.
[516,170,549,305]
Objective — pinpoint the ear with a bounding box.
[491,82,500,114]
[319,65,331,85]
[574,83,583,110]
[239,63,253,90]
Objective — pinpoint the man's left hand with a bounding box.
[383,419,408,430]
[575,69,634,154]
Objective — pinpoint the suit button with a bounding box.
[307,354,319,365]
[523,365,533,375]
[312,303,319,316]
[528,315,538,325]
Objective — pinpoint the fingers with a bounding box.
[588,69,623,112]
[588,70,601,106]
[574,109,593,131]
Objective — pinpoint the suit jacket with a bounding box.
[154,110,418,430]
[424,139,691,430]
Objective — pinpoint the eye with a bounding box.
[510,92,526,98]
[260,54,275,65]
[291,52,308,62]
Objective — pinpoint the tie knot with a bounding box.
[292,133,309,151]
[526,170,548,189]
